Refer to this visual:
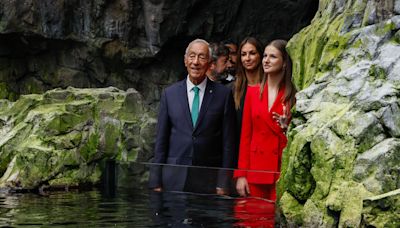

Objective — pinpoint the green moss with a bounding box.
[0,148,13,177]
[46,112,86,135]
[279,127,316,202]
[0,156,19,188]
[287,7,351,90]
[393,30,400,44]
[277,129,296,199]
[98,100,120,113]
[88,164,102,184]
[363,189,400,227]
[336,182,371,227]
[331,111,358,138]
[318,33,351,74]
[0,82,9,99]
[368,64,387,80]
[14,143,62,188]
[302,199,335,226]
[103,122,121,157]
[0,78,17,100]
[375,21,396,36]
[279,192,304,226]
[48,170,80,187]
[79,132,100,163]
[0,87,151,190]
[44,132,83,150]
[6,95,41,124]
[279,0,400,226]
[24,81,45,95]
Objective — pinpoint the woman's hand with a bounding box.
[236,177,250,197]
[272,104,289,132]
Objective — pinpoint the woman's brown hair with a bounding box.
[260,39,297,108]
[233,37,264,110]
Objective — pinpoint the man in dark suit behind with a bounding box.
[148,39,236,195]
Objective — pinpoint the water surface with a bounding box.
[0,163,276,227]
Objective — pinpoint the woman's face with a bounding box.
[262,45,284,75]
[240,43,261,71]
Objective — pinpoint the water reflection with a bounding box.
[0,162,277,227]
[150,192,237,227]
[0,190,153,227]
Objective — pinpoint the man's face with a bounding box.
[225,43,238,74]
[214,55,228,75]
[184,42,210,84]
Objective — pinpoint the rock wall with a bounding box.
[0,87,155,190]
[278,0,400,227]
[0,0,318,109]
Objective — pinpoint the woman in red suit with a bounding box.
[232,37,264,168]
[235,39,297,201]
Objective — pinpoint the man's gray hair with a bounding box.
[184,38,212,61]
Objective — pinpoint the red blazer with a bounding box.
[234,84,288,184]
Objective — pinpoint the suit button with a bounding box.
[192,136,196,140]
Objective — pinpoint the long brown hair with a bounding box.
[260,39,297,108]
[233,37,264,109]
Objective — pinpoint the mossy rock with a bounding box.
[280,0,400,226]
[0,87,155,190]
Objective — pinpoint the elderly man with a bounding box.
[149,39,236,195]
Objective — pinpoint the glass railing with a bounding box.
[112,161,279,227]
[0,161,279,227]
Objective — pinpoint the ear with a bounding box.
[184,56,188,67]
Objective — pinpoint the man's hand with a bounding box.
[216,187,229,196]
[236,177,250,197]
[153,187,162,192]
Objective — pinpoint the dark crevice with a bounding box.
[287,142,316,204]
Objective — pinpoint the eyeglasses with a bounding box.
[187,53,209,63]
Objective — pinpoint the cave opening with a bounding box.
[0,0,319,101]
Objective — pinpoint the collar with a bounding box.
[186,76,207,92]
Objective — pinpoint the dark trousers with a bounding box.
[183,167,217,194]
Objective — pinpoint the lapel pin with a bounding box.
[210,90,213,93]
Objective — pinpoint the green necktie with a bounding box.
[191,86,199,126]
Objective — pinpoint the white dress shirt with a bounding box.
[187,76,207,113]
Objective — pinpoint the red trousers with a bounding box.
[248,183,276,201]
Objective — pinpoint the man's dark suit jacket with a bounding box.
[148,78,236,192]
